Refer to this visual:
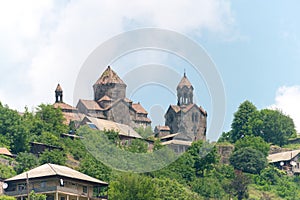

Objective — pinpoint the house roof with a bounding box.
[5,163,108,185]
[267,150,300,163]
[0,147,13,157]
[83,116,142,139]
[78,99,103,111]
[160,133,180,140]
[177,73,193,89]
[168,104,207,115]
[55,84,63,92]
[155,126,170,131]
[94,66,125,85]
[132,103,148,114]
[161,139,192,146]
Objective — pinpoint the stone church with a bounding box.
[53,66,207,147]
[76,66,151,129]
[163,72,207,142]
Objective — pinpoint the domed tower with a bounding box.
[55,84,63,103]
[93,66,127,102]
[177,72,193,106]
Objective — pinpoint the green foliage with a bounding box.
[0,163,16,178]
[103,129,119,143]
[230,147,267,174]
[251,109,296,146]
[109,173,156,200]
[62,137,87,161]
[135,126,153,138]
[127,139,148,153]
[79,156,111,182]
[35,131,61,147]
[0,195,16,200]
[230,100,257,143]
[39,149,66,165]
[188,140,219,177]
[28,191,46,200]
[14,152,39,174]
[234,135,270,156]
[191,176,226,198]
[229,171,251,200]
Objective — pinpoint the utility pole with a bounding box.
[26,173,30,200]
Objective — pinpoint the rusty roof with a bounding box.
[132,103,148,114]
[94,66,125,85]
[177,73,193,89]
[55,84,63,92]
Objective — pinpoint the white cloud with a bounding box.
[0,0,235,111]
[270,85,300,133]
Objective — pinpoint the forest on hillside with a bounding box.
[0,100,300,200]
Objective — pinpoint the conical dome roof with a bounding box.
[94,66,125,85]
[177,73,193,89]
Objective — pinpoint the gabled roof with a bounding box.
[161,139,192,146]
[132,103,148,114]
[155,126,171,131]
[78,99,103,111]
[5,163,108,185]
[98,95,111,102]
[267,150,300,163]
[167,104,207,115]
[83,116,142,139]
[0,147,13,157]
[55,84,63,92]
[94,66,125,85]
[177,73,193,89]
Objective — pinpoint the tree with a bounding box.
[134,126,153,138]
[109,173,156,200]
[230,171,251,200]
[230,147,267,174]
[234,135,270,156]
[0,195,16,200]
[15,152,39,174]
[39,149,66,165]
[0,163,16,179]
[251,109,296,146]
[79,156,111,182]
[127,139,148,153]
[230,100,257,142]
[28,191,46,200]
[188,140,219,177]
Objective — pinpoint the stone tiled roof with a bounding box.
[169,104,207,115]
[53,102,78,111]
[160,133,179,140]
[55,84,63,92]
[78,99,103,111]
[98,95,111,102]
[267,150,300,163]
[170,105,181,113]
[124,98,133,103]
[94,66,125,85]
[177,73,193,89]
[135,116,151,123]
[132,103,148,114]
[62,112,85,124]
[5,163,108,185]
[83,116,142,139]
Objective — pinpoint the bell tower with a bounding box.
[177,72,193,106]
[55,84,63,103]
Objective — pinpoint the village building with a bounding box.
[3,163,108,200]
[268,150,300,175]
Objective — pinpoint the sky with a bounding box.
[0,0,300,141]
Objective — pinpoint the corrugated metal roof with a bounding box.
[84,116,142,139]
[5,163,108,185]
[267,150,300,163]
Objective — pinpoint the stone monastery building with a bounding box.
[54,66,207,143]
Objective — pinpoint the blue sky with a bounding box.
[0,1,300,141]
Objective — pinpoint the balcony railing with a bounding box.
[5,186,90,197]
